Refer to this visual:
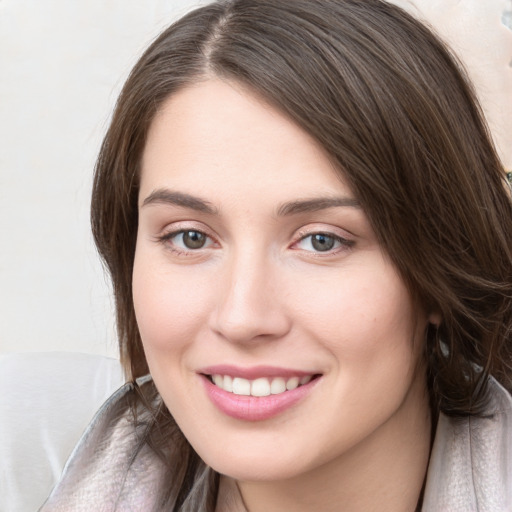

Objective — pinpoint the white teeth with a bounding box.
[211,374,314,396]
[232,377,251,396]
[286,377,299,390]
[270,377,286,395]
[224,375,233,392]
[251,378,271,397]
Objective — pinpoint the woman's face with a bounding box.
[133,79,432,482]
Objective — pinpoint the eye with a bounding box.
[295,232,349,253]
[163,230,214,251]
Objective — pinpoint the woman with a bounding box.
[40,0,512,510]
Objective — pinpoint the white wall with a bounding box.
[1,0,510,358]
[0,0,207,357]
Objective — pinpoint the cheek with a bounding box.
[292,266,426,432]
[289,261,422,365]
[132,252,214,353]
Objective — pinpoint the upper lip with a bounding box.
[198,364,319,380]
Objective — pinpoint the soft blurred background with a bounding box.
[0,0,511,358]
[0,0,211,358]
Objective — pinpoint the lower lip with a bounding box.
[201,375,319,421]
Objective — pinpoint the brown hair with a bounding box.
[91,0,512,507]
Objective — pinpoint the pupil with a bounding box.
[183,231,206,249]
[312,234,334,251]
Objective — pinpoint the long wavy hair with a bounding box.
[91,0,512,509]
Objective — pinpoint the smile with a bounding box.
[210,374,314,396]
[200,367,321,421]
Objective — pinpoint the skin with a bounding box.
[133,78,434,511]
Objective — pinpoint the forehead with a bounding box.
[139,79,351,203]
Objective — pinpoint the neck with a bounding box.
[217,373,432,512]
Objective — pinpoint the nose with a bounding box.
[209,250,291,345]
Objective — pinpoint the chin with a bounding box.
[207,456,307,482]
[189,430,326,483]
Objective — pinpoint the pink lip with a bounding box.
[198,364,314,380]
[200,372,320,422]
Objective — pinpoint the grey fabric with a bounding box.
[38,377,169,512]
[422,378,512,511]
[39,378,512,511]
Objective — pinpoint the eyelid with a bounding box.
[291,226,355,254]
[160,229,214,244]
[155,221,219,253]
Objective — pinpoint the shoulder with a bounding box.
[422,378,512,511]
[39,377,168,512]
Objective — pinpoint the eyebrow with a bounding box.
[277,196,361,216]
[141,188,360,216]
[142,189,218,214]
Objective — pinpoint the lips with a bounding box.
[199,365,321,421]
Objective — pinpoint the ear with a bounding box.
[427,311,442,327]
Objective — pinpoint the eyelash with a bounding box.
[156,228,354,257]
[293,232,354,255]
[156,229,215,255]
